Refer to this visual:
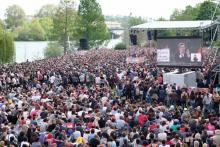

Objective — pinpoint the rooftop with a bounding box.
[130,20,213,30]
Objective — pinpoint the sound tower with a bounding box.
[147,31,152,40]
[130,34,137,45]
[79,38,88,50]
[153,30,157,41]
[133,35,137,45]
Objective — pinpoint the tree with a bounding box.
[39,17,54,40]
[53,0,78,52]
[157,17,167,21]
[170,1,219,21]
[44,42,63,58]
[214,39,220,47]
[29,18,45,41]
[196,0,219,20]
[0,25,15,64]
[170,6,199,21]
[36,4,57,41]
[128,16,145,27]
[0,19,4,28]
[14,22,30,41]
[37,4,58,18]
[78,0,110,48]
[5,5,26,30]
[114,42,127,50]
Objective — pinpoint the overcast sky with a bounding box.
[0,0,206,20]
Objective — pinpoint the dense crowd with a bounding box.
[0,48,220,147]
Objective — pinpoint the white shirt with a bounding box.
[95,77,100,84]
[17,100,23,109]
[21,141,30,146]
[49,76,56,84]
[158,132,167,141]
[23,111,29,119]
[159,145,170,147]
[73,131,81,139]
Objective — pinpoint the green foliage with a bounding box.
[53,0,78,51]
[128,16,145,28]
[167,0,219,38]
[114,42,127,50]
[170,1,219,21]
[5,5,26,30]
[39,17,54,40]
[157,17,167,21]
[37,4,58,18]
[14,22,30,41]
[29,18,45,41]
[0,19,4,28]
[170,6,199,21]
[196,0,219,20]
[44,42,63,58]
[214,40,220,47]
[36,4,57,41]
[0,26,15,64]
[78,0,110,47]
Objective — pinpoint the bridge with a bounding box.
[105,21,125,39]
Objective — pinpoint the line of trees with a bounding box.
[158,0,220,37]
[3,0,109,49]
[170,0,220,21]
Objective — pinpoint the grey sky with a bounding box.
[0,0,205,19]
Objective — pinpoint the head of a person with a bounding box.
[178,43,186,55]
[91,129,95,134]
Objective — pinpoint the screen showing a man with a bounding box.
[157,38,203,67]
[175,43,190,62]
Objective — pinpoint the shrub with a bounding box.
[114,42,127,50]
[44,42,63,58]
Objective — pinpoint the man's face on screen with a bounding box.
[179,44,186,55]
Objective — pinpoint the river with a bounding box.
[15,37,122,63]
[15,41,47,63]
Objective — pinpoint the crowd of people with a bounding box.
[0,48,220,147]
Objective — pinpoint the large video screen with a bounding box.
[157,38,203,67]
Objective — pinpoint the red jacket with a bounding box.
[138,114,148,125]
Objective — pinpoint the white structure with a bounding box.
[105,21,123,30]
[130,20,212,30]
[163,71,197,87]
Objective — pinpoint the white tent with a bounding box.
[130,20,213,30]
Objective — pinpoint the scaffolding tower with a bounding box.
[206,0,220,85]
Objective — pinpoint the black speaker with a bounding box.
[153,30,157,41]
[133,35,137,45]
[79,38,88,50]
[130,34,137,45]
[147,31,152,40]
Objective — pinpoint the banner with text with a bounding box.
[157,48,170,62]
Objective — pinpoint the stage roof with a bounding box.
[130,20,213,30]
